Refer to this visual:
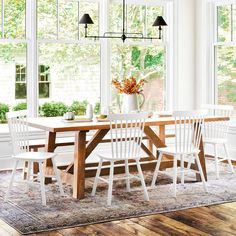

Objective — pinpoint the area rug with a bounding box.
[0,160,235,235]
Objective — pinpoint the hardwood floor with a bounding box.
[0,202,235,236]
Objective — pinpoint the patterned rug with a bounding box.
[0,160,236,235]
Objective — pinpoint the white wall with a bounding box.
[195,0,208,109]
[174,0,196,110]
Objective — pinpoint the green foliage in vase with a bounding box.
[93,102,101,115]
[69,100,88,116]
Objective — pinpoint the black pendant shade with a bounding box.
[79,0,167,42]
[79,14,94,24]
[153,16,168,27]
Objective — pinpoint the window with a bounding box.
[0,0,172,119]
[15,64,26,99]
[37,0,101,108]
[214,3,236,116]
[15,64,50,99]
[109,2,166,112]
[0,0,27,112]
[39,65,50,98]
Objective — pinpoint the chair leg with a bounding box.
[22,161,28,180]
[173,155,177,198]
[125,159,130,192]
[136,160,149,201]
[151,153,163,188]
[26,161,32,193]
[107,161,114,206]
[38,162,46,206]
[5,160,19,202]
[186,154,193,170]
[180,155,185,185]
[91,158,103,196]
[51,157,64,196]
[223,143,234,173]
[214,144,220,179]
[195,154,208,192]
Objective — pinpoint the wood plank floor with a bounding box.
[0,202,235,236]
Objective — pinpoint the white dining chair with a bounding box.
[202,104,234,179]
[151,110,208,197]
[5,110,64,206]
[91,112,150,206]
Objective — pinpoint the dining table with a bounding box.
[27,115,229,200]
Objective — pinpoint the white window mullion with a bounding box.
[26,0,38,117]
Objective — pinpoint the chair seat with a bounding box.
[13,151,56,161]
[157,146,200,155]
[204,138,227,145]
[97,153,140,161]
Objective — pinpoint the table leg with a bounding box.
[192,122,207,182]
[159,125,166,144]
[73,131,87,199]
[45,131,56,184]
[195,136,207,181]
[144,126,166,148]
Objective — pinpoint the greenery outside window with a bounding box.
[215,4,236,116]
[109,2,166,112]
[0,0,171,120]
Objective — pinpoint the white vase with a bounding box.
[122,93,145,113]
[86,104,93,119]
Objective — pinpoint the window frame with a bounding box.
[0,0,173,118]
[209,1,236,107]
[207,0,236,104]
[101,0,174,111]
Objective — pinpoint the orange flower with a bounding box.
[112,76,146,94]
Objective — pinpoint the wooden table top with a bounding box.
[27,116,229,133]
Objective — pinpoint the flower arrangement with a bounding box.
[112,76,146,94]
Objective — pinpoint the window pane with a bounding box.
[109,3,145,42]
[111,44,166,112]
[59,0,78,40]
[15,83,26,99]
[0,1,2,38]
[109,3,122,34]
[39,83,50,98]
[37,0,57,39]
[233,5,236,41]
[127,5,145,38]
[0,43,27,112]
[39,65,50,81]
[217,5,231,42]
[4,0,26,38]
[109,3,165,41]
[147,6,163,38]
[216,46,236,116]
[79,2,99,39]
[38,43,100,109]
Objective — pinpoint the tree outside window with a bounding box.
[216,4,236,116]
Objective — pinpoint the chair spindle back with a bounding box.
[108,113,148,160]
[7,110,29,155]
[202,104,233,140]
[173,110,206,153]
